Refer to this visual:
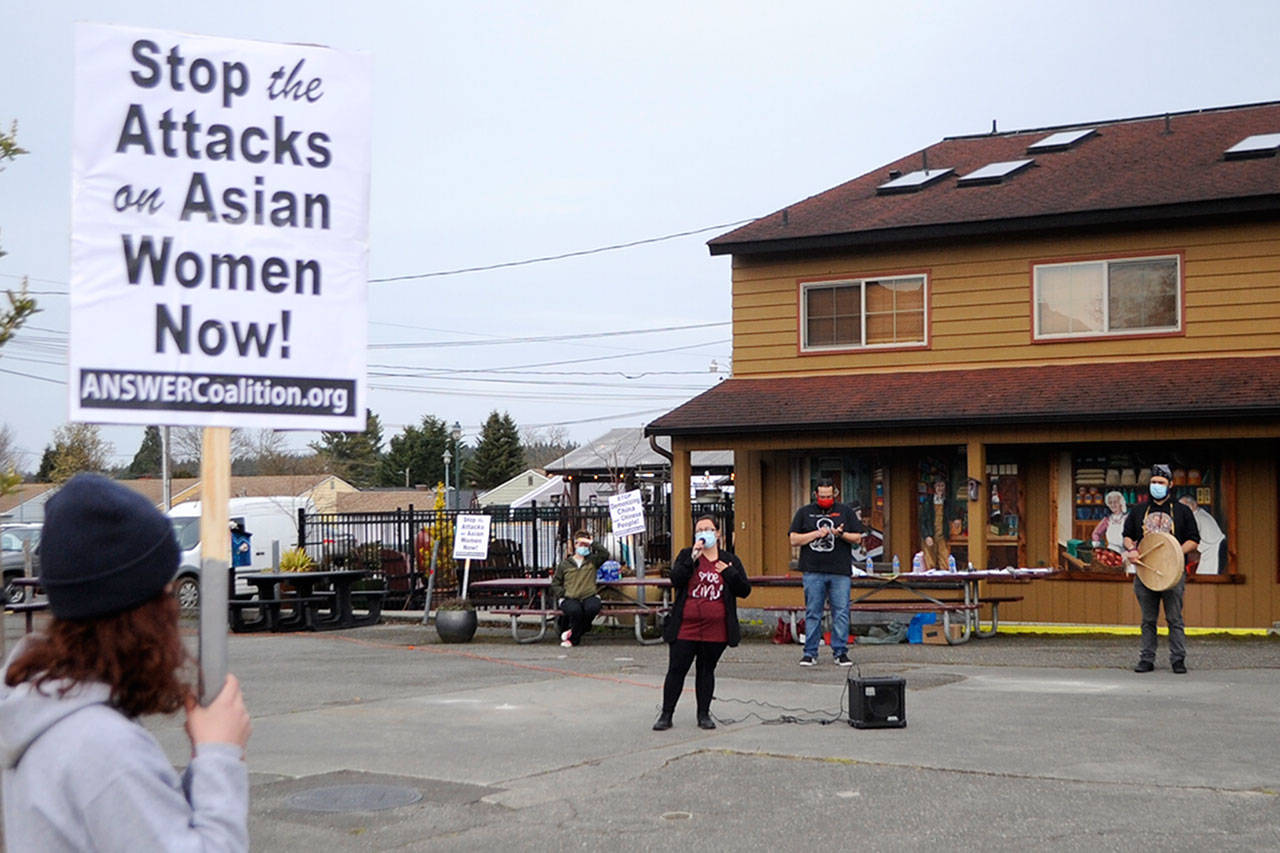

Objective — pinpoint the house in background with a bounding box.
[478,469,563,508]
[544,427,733,505]
[647,101,1280,628]
[0,483,58,524]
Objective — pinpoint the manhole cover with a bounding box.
[285,784,423,813]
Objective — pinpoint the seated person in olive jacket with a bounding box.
[550,530,609,647]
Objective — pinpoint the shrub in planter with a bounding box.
[434,597,477,643]
[279,548,315,572]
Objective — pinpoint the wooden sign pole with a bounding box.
[198,426,231,705]
[461,558,472,600]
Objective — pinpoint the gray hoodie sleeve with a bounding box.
[75,723,249,852]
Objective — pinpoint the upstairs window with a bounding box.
[1033,255,1180,339]
[801,275,926,351]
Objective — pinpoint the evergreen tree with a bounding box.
[466,411,524,489]
[378,415,449,488]
[35,445,55,482]
[126,426,163,478]
[311,409,384,487]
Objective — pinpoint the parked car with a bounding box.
[3,523,42,605]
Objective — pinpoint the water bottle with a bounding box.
[865,554,874,575]
[947,554,957,573]
[891,554,900,574]
[912,552,923,572]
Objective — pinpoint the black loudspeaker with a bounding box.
[848,674,906,728]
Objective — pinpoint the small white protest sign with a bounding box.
[608,490,647,537]
[70,23,371,430]
[452,515,492,561]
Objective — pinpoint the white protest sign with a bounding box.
[70,24,371,430]
[608,490,647,537]
[452,514,492,561]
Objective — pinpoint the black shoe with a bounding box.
[697,714,716,730]
[1134,660,1154,673]
[1171,660,1187,674]
[652,712,673,731]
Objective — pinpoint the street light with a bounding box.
[441,448,452,510]
[450,421,463,510]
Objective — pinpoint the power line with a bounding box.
[369,219,753,283]
[0,216,754,292]
[369,320,728,350]
[377,339,730,376]
[0,366,62,384]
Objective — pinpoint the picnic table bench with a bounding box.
[472,577,672,645]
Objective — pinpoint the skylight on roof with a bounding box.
[1027,128,1096,152]
[876,168,954,194]
[957,159,1034,186]
[1224,133,1280,159]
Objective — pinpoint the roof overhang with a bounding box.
[645,356,1280,437]
[709,196,1280,257]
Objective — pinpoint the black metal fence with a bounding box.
[296,499,734,609]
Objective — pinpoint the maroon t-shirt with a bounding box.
[677,555,727,643]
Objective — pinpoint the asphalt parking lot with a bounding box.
[4,613,1279,851]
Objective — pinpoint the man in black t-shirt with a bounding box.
[788,479,864,667]
[1121,463,1199,674]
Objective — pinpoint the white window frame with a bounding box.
[1032,254,1182,340]
[800,274,928,352]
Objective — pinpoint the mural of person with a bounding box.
[1179,495,1225,575]
[1091,491,1128,555]
[919,478,952,570]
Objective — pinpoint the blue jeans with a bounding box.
[802,572,850,658]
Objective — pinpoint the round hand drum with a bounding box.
[1134,531,1184,591]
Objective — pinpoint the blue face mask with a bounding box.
[695,530,717,548]
[1150,483,1168,500]
[575,545,591,556]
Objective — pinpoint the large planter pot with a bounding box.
[435,609,477,643]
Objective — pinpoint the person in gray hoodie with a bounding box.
[1,473,251,851]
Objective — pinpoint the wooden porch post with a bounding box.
[671,439,692,553]
[967,439,987,570]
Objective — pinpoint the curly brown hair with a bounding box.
[5,591,192,719]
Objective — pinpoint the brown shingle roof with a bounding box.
[710,102,1280,255]
[0,483,56,515]
[336,490,438,513]
[645,356,1280,436]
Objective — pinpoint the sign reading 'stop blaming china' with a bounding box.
[70,23,371,430]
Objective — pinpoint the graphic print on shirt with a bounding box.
[690,568,724,600]
[1143,511,1174,536]
[808,516,837,553]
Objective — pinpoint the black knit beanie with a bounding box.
[39,473,179,620]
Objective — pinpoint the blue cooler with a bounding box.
[907,612,937,644]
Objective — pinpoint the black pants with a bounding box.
[557,595,602,644]
[662,639,726,716]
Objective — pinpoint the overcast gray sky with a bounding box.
[3,0,1277,469]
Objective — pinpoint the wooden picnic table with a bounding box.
[232,569,384,633]
[749,568,1050,643]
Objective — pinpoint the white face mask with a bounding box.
[695,530,717,548]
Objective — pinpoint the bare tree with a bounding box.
[521,425,577,469]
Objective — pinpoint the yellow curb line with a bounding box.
[993,622,1270,637]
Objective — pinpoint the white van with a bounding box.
[167,496,315,610]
